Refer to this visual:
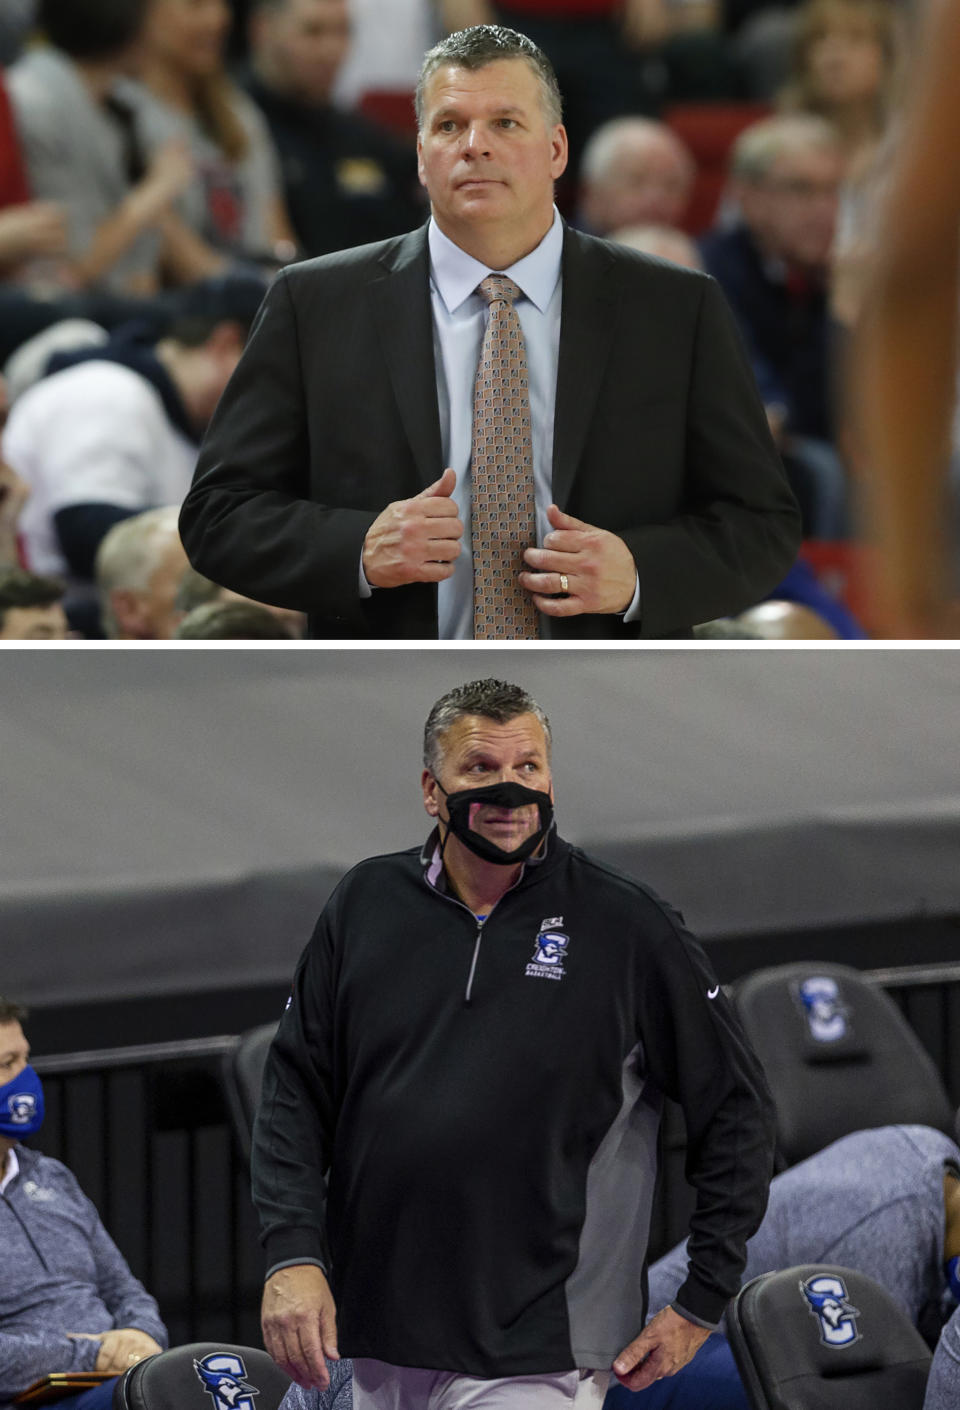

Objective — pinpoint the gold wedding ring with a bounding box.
[559,574,569,594]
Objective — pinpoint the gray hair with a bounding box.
[94,506,182,639]
[423,678,552,775]
[580,117,694,188]
[415,25,562,132]
[731,113,840,182]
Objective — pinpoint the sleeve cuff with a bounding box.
[264,1224,329,1271]
[621,572,641,623]
[265,1255,329,1281]
[671,1299,721,1333]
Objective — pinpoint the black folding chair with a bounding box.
[732,961,952,1167]
[114,1343,291,1410]
[728,1264,931,1410]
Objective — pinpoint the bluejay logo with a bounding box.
[525,919,569,982]
[797,977,848,1042]
[801,1274,861,1346]
[7,1092,37,1124]
[194,1353,260,1410]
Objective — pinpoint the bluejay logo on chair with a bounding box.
[194,1353,260,1410]
[801,1274,861,1346]
[797,976,849,1042]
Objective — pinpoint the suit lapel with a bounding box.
[552,228,618,511]
[369,225,444,490]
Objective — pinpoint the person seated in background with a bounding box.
[0,566,70,639]
[607,1122,960,1410]
[243,0,424,258]
[1,277,261,583]
[577,117,696,237]
[0,62,70,288]
[130,0,297,282]
[175,565,308,638]
[94,507,187,640]
[174,599,298,638]
[700,114,849,540]
[0,996,167,1410]
[6,0,197,298]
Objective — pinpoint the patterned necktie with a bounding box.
[471,274,539,639]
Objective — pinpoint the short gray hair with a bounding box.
[580,117,694,188]
[94,506,182,639]
[731,114,840,182]
[423,678,552,775]
[415,25,562,132]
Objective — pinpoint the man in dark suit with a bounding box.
[179,25,800,639]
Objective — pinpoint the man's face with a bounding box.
[112,535,189,640]
[0,1023,29,1088]
[417,59,567,248]
[255,0,351,104]
[0,603,70,639]
[422,712,553,856]
[588,134,693,234]
[739,145,842,269]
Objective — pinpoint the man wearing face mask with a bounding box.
[0,998,168,1410]
[253,678,776,1410]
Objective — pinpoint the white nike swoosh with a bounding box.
[707,985,720,999]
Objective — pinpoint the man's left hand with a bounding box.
[612,1306,711,1392]
[91,1329,164,1374]
[519,505,637,616]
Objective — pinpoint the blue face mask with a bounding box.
[0,1065,45,1138]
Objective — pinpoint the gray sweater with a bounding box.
[648,1125,960,1328]
[925,1302,960,1410]
[0,1144,168,1408]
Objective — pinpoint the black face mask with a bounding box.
[434,779,554,865]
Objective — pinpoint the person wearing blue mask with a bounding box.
[0,997,168,1410]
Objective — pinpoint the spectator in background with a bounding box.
[778,0,904,175]
[2,278,260,582]
[0,996,167,1410]
[174,598,298,637]
[609,1123,960,1410]
[95,507,187,639]
[131,0,297,281]
[175,565,308,637]
[701,114,848,538]
[244,0,424,257]
[332,0,437,113]
[0,567,70,639]
[6,0,196,297]
[577,117,695,237]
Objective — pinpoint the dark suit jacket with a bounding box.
[179,222,801,638]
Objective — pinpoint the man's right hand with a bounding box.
[261,1264,339,1391]
[362,467,462,588]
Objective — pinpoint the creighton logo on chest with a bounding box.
[525,917,570,981]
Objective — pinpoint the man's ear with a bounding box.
[422,769,441,817]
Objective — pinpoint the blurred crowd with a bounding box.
[0,0,931,639]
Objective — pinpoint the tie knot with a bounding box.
[478,274,521,307]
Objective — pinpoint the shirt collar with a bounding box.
[0,1146,20,1195]
[428,207,564,315]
